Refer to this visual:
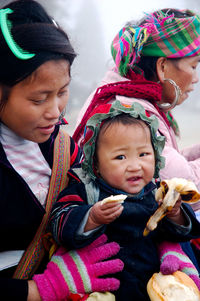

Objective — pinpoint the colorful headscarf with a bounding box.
[81,100,165,180]
[111,9,200,76]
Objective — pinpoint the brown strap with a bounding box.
[13,130,70,279]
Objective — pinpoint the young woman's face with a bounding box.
[160,56,200,106]
[96,121,155,194]
[0,59,70,143]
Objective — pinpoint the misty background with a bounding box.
[2,0,200,148]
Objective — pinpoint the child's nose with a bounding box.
[127,160,142,171]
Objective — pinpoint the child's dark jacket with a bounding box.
[50,166,200,301]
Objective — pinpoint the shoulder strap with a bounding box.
[13,129,70,279]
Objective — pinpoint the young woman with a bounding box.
[0,1,123,300]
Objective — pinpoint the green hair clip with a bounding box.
[0,8,35,60]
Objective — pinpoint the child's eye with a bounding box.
[116,155,126,160]
[140,152,148,157]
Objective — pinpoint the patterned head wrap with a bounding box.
[81,100,165,180]
[111,9,200,76]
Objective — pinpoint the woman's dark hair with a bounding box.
[0,0,77,111]
[128,8,195,80]
[0,0,76,86]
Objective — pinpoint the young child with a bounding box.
[50,101,200,301]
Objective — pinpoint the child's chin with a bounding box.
[126,188,141,195]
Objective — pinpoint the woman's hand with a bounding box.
[28,280,42,301]
[33,234,124,301]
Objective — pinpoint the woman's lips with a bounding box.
[38,124,55,135]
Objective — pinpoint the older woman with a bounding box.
[74,8,200,213]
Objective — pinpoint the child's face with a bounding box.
[0,59,70,143]
[96,121,155,194]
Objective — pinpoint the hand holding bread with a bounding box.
[85,195,126,231]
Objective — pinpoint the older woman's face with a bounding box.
[160,56,200,106]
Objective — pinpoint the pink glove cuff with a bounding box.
[158,241,184,257]
[33,260,71,301]
[33,273,58,301]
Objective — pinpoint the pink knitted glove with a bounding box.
[33,234,124,301]
[158,241,200,289]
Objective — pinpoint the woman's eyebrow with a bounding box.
[29,81,71,95]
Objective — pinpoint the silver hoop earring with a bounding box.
[59,108,66,121]
[157,78,182,111]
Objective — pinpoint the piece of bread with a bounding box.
[101,194,127,205]
[147,271,200,301]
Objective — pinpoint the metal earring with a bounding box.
[59,108,66,121]
[157,78,182,111]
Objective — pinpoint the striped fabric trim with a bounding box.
[182,267,199,276]
[70,142,79,166]
[52,255,78,292]
[58,195,84,203]
[13,130,70,279]
[69,250,92,292]
[161,251,191,263]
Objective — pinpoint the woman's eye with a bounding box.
[58,90,68,97]
[116,155,126,160]
[192,63,199,70]
[31,99,46,104]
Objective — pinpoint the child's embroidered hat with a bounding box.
[81,100,165,180]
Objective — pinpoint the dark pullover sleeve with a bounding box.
[0,278,28,301]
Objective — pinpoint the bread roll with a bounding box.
[147,271,200,301]
[101,194,127,205]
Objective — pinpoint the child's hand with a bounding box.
[85,201,124,231]
[165,196,181,217]
[165,196,186,225]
